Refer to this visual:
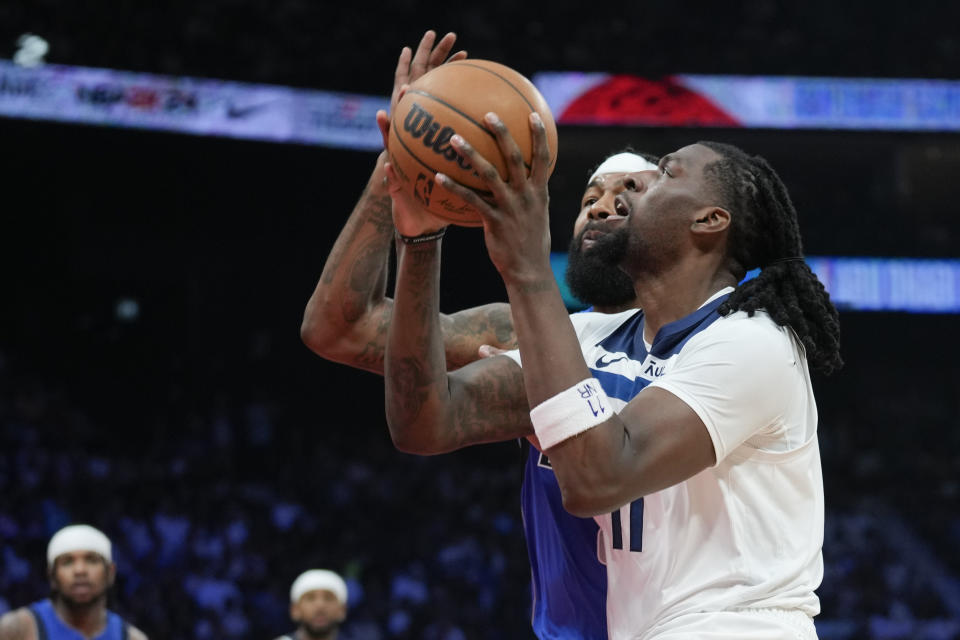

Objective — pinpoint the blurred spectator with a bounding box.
[275,569,348,640]
[0,525,148,640]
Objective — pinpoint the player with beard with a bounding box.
[385,105,842,637]
[274,570,348,640]
[0,525,148,640]
[301,28,659,640]
[564,151,656,312]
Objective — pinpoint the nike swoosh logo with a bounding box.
[594,354,627,368]
[226,102,272,119]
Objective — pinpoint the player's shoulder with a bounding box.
[708,309,788,342]
[0,608,37,640]
[126,624,150,640]
[569,307,640,342]
[696,309,800,366]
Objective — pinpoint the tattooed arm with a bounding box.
[300,30,516,375]
[300,151,517,374]
[385,238,532,454]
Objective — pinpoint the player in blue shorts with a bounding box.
[383,108,842,638]
[0,525,148,640]
[301,30,657,639]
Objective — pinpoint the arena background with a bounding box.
[2,3,959,639]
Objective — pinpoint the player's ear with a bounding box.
[691,206,730,234]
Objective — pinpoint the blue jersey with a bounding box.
[518,293,731,639]
[522,441,607,639]
[29,599,129,640]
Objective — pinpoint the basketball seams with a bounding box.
[388,59,557,226]
[405,89,497,144]
[405,89,533,173]
[451,61,539,113]
[389,113,495,200]
[447,61,556,171]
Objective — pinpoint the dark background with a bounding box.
[1,3,959,639]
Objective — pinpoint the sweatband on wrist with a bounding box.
[530,378,611,450]
[397,227,447,244]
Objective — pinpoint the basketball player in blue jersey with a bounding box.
[302,30,657,639]
[273,570,348,640]
[0,525,148,640]
[385,120,842,637]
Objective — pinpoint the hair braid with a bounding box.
[699,141,843,375]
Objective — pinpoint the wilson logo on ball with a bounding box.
[402,102,473,171]
[387,58,558,227]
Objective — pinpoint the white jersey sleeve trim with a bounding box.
[500,308,640,368]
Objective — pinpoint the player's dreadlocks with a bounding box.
[699,141,843,375]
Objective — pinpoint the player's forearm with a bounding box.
[504,269,634,515]
[504,270,593,406]
[384,240,454,453]
[301,152,394,366]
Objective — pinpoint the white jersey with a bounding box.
[507,290,823,639]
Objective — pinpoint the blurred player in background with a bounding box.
[273,570,348,640]
[301,29,659,639]
[0,524,148,640]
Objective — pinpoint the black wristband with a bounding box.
[397,228,447,245]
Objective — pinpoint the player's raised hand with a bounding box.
[381,30,467,148]
[380,156,447,238]
[439,111,553,285]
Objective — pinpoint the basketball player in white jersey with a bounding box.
[273,570,348,640]
[382,109,842,637]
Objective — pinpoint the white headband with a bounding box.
[290,569,348,605]
[47,525,112,565]
[588,152,658,184]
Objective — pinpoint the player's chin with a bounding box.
[305,618,337,634]
[59,587,105,606]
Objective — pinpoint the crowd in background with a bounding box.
[1,317,958,639]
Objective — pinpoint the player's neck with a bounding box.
[634,266,736,342]
[53,596,108,637]
[297,626,338,640]
[591,298,640,314]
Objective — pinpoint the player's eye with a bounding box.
[661,165,674,178]
[582,197,597,208]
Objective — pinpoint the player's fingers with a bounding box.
[484,112,527,190]
[435,172,499,223]
[376,110,391,149]
[428,32,458,69]
[410,30,436,79]
[383,162,405,194]
[528,112,552,186]
[448,50,468,63]
[478,344,507,358]
[449,133,510,205]
[393,47,412,94]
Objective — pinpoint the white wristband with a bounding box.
[530,378,612,450]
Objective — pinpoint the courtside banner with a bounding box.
[533,72,960,130]
[552,255,960,314]
[0,60,387,148]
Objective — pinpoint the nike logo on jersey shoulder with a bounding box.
[595,353,628,368]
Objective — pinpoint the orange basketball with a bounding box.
[387,59,558,227]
